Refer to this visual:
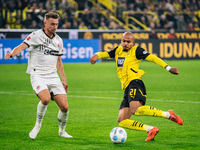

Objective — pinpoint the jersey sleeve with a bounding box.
[145,54,168,68]
[58,38,64,55]
[96,52,110,59]
[23,31,38,47]
[135,46,150,60]
[107,46,118,58]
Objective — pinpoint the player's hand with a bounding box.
[4,53,12,60]
[62,80,68,92]
[169,67,179,75]
[90,54,98,64]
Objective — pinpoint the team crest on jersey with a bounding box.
[117,57,125,67]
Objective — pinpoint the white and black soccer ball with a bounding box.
[110,127,127,143]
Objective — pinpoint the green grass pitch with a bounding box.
[0,60,200,150]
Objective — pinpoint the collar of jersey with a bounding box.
[42,29,55,39]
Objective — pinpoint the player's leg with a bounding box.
[49,73,72,138]
[118,105,159,141]
[118,80,159,141]
[134,105,168,117]
[29,89,51,139]
[53,94,72,138]
[118,107,132,124]
[134,105,183,125]
[129,80,183,125]
[118,101,156,132]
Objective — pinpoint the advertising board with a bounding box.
[0,39,100,64]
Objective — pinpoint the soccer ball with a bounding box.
[110,127,127,143]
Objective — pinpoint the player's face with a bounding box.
[44,18,59,35]
[121,34,135,51]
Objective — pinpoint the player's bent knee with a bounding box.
[41,98,51,105]
[60,105,69,113]
[130,107,139,115]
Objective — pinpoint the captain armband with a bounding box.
[165,66,172,71]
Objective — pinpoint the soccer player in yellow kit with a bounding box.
[90,32,183,141]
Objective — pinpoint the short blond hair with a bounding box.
[44,12,60,21]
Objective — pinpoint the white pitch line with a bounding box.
[0,91,200,104]
[0,91,35,95]
[67,95,200,104]
[68,91,200,94]
[1,90,199,94]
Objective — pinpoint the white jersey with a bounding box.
[24,29,63,75]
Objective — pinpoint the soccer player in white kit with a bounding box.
[4,12,72,139]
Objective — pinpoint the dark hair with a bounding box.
[44,12,60,21]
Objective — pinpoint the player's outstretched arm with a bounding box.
[90,54,98,64]
[4,42,28,60]
[90,52,110,64]
[145,54,179,75]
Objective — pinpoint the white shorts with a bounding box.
[30,72,66,96]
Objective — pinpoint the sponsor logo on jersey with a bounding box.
[117,57,125,67]
[44,49,62,56]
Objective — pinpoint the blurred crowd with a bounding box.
[0,0,200,32]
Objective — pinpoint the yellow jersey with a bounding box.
[97,45,167,91]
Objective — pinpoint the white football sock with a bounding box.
[36,101,47,127]
[147,126,154,132]
[29,101,47,139]
[162,111,170,119]
[58,110,72,138]
[58,110,68,133]
[166,111,170,119]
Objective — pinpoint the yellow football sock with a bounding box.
[119,119,151,132]
[135,106,168,118]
